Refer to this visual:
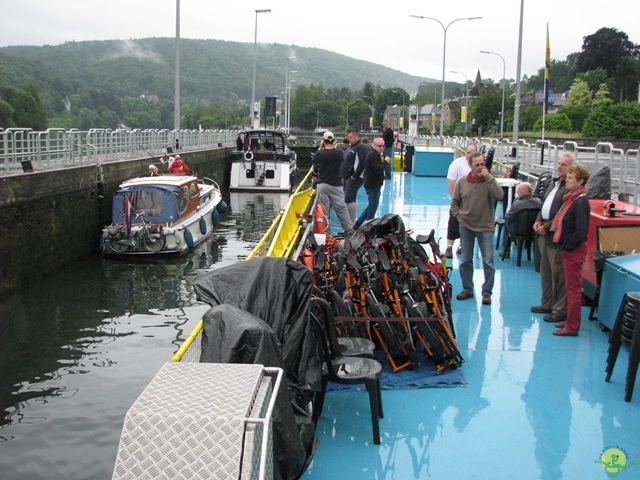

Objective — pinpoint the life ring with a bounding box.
[244,151,254,161]
[314,204,327,234]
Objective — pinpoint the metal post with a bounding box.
[251,9,271,129]
[392,91,405,131]
[480,50,506,137]
[174,0,180,131]
[410,15,482,136]
[363,95,375,130]
[512,0,524,146]
[449,71,468,132]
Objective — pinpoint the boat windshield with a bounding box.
[245,132,285,151]
[112,186,181,224]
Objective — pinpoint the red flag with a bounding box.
[123,194,133,237]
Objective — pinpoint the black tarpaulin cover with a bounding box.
[192,257,321,480]
[586,163,611,199]
[199,304,310,480]
[193,257,322,392]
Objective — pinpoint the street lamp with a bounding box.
[480,50,506,137]
[174,0,181,131]
[284,56,295,134]
[310,101,319,130]
[338,99,349,130]
[450,70,469,132]
[391,90,405,131]
[410,15,482,136]
[363,95,375,130]
[287,77,296,132]
[251,9,271,129]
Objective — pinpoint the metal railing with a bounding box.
[0,127,238,173]
[3,127,639,205]
[399,134,640,205]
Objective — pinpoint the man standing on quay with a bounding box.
[451,151,503,305]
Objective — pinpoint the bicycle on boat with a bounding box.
[105,212,166,253]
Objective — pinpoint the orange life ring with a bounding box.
[314,204,327,234]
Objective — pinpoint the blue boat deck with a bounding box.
[302,173,640,479]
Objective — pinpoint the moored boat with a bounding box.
[230,129,297,191]
[100,174,227,255]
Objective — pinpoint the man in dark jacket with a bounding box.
[352,138,389,230]
[341,128,372,223]
[531,153,575,323]
[381,119,394,179]
[312,131,354,233]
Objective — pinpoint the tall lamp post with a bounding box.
[410,15,482,136]
[449,70,469,132]
[310,101,319,130]
[174,0,181,132]
[284,56,295,134]
[251,9,271,129]
[338,99,349,130]
[287,77,296,132]
[480,50,506,137]
[391,90,405,131]
[363,95,375,130]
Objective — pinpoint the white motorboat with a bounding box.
[100,174,227,255]
[230,129,297,192]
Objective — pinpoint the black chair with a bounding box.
[533,171,553,199]
[484,146,495,173]
[502,207,540,267]
[605,292,640,402]
[312,296,376,359]
[309,297,384,444]
[498,162,521,217]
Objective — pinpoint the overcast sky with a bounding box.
[1,0,637,85]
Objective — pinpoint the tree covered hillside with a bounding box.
[0,38,429,129]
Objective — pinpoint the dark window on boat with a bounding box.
[176,187,189,216]
[131,190,163,217]
[189,182,199,198]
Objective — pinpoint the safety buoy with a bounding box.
[216,200,228,215]
[244,151,254,161]
[184,229,194,249]
[314,204,327,234]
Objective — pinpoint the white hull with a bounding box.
[229,159,294,192]
[230,129,297,192]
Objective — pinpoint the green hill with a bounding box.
[1,38,432,110]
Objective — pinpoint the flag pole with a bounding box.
[542,23,550,140]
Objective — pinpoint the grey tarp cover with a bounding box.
[193,257,322,480]
[586,163,611,199]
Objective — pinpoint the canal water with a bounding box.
[0,189,289,479]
